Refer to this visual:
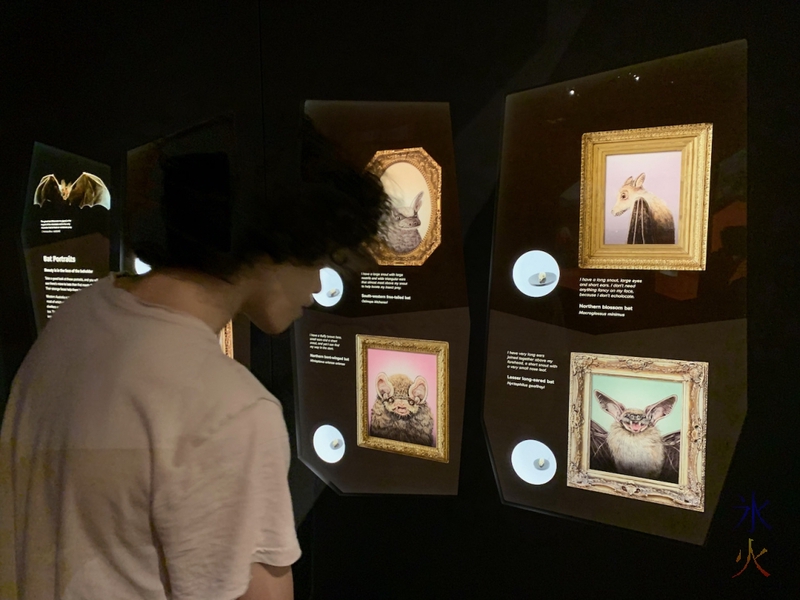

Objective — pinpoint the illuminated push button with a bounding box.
[313,425,345,463]
[133,257,152,274]
[512,250,560,298]
[312,267,344,307]
[511,440,556,485]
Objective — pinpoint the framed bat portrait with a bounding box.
[567,352,708,511]
[578,123,713,271]
[356,334,449,462]
[365,147,442,266]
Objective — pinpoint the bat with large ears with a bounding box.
[592,391,679,481]
[596,391,675,434]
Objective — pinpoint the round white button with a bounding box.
[313,425,346,463]
[511,439,557,485]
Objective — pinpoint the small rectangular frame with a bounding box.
[567,352,708,511]
[356,334,449,462]
[579,123,713,270]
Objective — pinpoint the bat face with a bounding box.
[612,172,647,216]
[595,390,676,434]
[618,409,654,434]
[58,179,74,199]
[376,373,428,418]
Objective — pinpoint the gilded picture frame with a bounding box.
[356,334,449,462]
[219,320,233,358]
[567,352,708,511]
[579,123,713,270]
[365,147,442,266]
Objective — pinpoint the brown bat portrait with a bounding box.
[369,372,434,447]
[590,391,680,483]
[356,335,449,462]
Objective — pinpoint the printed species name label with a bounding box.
[578,277,640,317]
[506,351,558,390]
[360,272,411,304]
[309,333,350,366]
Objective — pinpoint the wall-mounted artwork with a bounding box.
[567,352,708,511]
[579,123,712,270]
[356,334,449,462]
[365,147,442,266]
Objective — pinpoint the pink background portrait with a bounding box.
[604,150,682,244]
[366,347,439,443]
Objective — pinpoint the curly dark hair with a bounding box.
[127,117,389,279]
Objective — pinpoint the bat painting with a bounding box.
[590,390,680,483]
[34,173,111,210]
[611,172,675,244]
[369,372,434,447]
[381,191,424,255]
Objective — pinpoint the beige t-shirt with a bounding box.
[0,275,301,599]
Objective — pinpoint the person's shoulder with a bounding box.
[185,353,285,438]
[198,353,280,409]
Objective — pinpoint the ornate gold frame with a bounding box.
[567,352,708,511]
[356,334,449,462]
[219,320,233,358]
[365,147,442,266]
[579,123,713,270]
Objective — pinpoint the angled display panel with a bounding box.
[294,101,469,494]
[483,42,747,543]
[22,143,113,332]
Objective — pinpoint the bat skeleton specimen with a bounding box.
[369,372,434,447]
[34,173,111,210]
[381,191,424,254]
[590,391,680,483]
[611,173,675,244]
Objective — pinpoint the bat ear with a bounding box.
[413,191,424,211]
[623,176,635,187]
[376,373,393,399]
[595,391,625,420]
[645,395,677,423]
[634,173,646,188]
[409,376,428,403]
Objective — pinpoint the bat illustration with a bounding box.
[34,173,111,209]
[611,173,675,244]
[590,390,680,483]
[380,191,424,254]
[369,372,434,447]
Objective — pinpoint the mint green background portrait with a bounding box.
[591,373,683,435]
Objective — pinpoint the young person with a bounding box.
[0,119,388,599]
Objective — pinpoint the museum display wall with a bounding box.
[292,101,470,494]
[483,42,747,543]
[2,3,793,596]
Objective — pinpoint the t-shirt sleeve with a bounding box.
[152,397,301,599]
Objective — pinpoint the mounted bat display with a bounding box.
[34,172,111,210]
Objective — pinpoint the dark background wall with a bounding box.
[1,1,796,598]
